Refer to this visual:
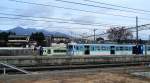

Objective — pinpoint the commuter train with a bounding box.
[67,43,150,56]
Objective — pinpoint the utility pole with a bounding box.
[149,35,150,44]
[93,29,98,43]
[136,16,139,55]
[136,16,138,44]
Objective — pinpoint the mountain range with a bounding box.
[0,27,70,37]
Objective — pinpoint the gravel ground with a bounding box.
[1,66,150,83]
[0,71,150,83]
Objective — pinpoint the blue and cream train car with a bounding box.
[145,45,150,55]
[67,43,145,56]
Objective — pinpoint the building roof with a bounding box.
[8,35,30,38]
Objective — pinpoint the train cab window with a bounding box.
[47,49,51,54]
[68,45,73,50]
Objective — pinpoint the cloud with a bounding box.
[15,5,54,29]
[71,15,97,24]
[21,6,54,17]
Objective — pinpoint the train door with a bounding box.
[84,45,90,55]
[132,45,143,54]
[110,46,115,55]
[67,45,73,55]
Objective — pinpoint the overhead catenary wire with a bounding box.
[55,0,150,15]
[0,13,136,33]
[2,0,149,39]
[0,16,106,27]
[8,0,147,20]
[0,23,101,30]
[0,12,127,27]
[85,24,150,38]
[0,4,135,26]
[0,16,137,38]
[0,16,130,31]
[84,0,150,13]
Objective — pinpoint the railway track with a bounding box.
[0,61,149,75]
[0,55,150,74]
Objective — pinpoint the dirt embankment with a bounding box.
[0,72,150,83]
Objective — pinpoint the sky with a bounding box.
[0,0,150,39]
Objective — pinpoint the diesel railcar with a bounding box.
[43,47,67,56]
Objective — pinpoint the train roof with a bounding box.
[43,46,66,49]
[68,43,137,46]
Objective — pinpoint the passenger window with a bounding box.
[148,47,150,51]
[116,47,119,51]
[54,50,66,53]
[48,49,51,54]
[101,46,106,50]
[76,46,79,50]
[106,47,110,50]
[129,47,132,50]
[125,47,128,51]
[90,46,95,51]
[120,47,123,51]
[80,46,83,51]
[97,46,100,50]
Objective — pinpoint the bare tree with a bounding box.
[107,27,133,43]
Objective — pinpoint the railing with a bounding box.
[0,63,30,75]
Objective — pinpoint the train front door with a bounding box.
[110,46,115,55]
[84,45,90,55]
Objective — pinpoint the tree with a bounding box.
[96,37,104,41]
[107,27,133,43]
[8,31,16,35]
[30,32,46,46]
[0,31,16,46]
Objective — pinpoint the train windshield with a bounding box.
[68,45,73,50]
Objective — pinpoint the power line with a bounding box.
[56,0,150,15]
[0,16,127,30]
[85,0,150,13]
[0,4,135,26]
[0,16,103,27]
[3,0,150,38]
[0,12,126,27]
[7,0,141,20]
[0,23,97,30]
[0,6,22,11]
[85,24,150,38]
